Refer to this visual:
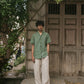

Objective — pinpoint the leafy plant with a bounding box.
[0,0,38,73]
[14,56,25,66]
[18,65,26,73]
[15,65,26,76]
[54,0,63,4]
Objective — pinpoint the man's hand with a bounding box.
[32,56,35,63]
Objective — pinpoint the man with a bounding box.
[30,20,51,84]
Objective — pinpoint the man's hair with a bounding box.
[36,20,44,27]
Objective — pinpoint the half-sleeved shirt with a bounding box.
[30,31,51,59]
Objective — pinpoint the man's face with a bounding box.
[37,25,43,32]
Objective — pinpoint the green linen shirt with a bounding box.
[30,31,51,59]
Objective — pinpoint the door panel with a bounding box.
[46,2,84,76]
[46,2,62,75]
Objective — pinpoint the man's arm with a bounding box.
[47,44,50,56]
[46,33,51,56]
[31,44,35,63]
[30,34,35,63]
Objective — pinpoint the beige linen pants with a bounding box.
[34,56,50,84]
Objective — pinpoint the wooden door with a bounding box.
[62,2,79,76]
[46,2,63,75]
[46,1,84,76]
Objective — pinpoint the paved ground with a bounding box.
[21,77,65,84]
[21,76,84,84]
[4,63,84,84]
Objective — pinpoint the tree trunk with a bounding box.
[0,32,11,59]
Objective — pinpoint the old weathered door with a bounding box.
[46,2,63,75]
[46,1,84,76]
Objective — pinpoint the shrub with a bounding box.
[14,56,25,66]
[15,65,26,76]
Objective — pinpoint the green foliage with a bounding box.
[54,0,63,4]
[15,65,26,76]
[0,0,38,73]
[14,56,25,67]
[0,28,23,58]
[0,0,39,29]
[0,47,6,57]
[0,0,28,28]
[18,65,26,73]
[1,59,11,72]
[8,29,21,45]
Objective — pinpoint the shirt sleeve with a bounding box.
[30,34,35,44]
[46,33,51,44]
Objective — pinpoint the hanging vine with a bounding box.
[54,0,63,4]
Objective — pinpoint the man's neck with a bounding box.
[38,31,43,35]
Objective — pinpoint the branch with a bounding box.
[29,0,46,22]
[24,0,46,29]
[10,47,18,56]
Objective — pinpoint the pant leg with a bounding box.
[34,58,42,84]
[42,56,50,84]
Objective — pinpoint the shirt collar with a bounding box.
[38,30,45,35]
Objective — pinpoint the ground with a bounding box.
[21,76,84,84]
[3,63,84,84]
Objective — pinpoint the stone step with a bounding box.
[21,77,84,84]
[21,78,65,84]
